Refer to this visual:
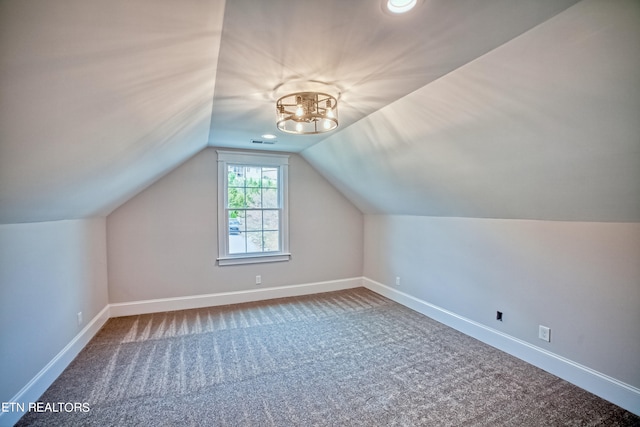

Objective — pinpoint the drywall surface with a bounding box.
[364,215,640,388]
[107,148,363,303]
[0,0,225,224]
[0,218,108,402]
[303,0,640,222]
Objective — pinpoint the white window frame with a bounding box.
[216,150,290,266]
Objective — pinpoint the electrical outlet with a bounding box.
[77,312,83,326]
[539,325,551,342]
[395,276,400,286]
[256,275,262,285]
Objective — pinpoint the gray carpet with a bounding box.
[17,288,640,426]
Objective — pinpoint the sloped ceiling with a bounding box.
[0,0,226,223]
[302,0,640,221]
[1,0,638,224]
[207,0,579,152]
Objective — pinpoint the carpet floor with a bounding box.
[16,288,640,426]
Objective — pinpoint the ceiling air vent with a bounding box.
[251,139,275,145]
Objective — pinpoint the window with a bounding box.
[217,150,290,265]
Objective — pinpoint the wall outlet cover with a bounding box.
[539,325,551,342]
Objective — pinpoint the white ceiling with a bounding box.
[303,0,640,221]
[1,0,638,224]
[0,0,225,223]
[208,0,580,152]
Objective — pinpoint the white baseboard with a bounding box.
[4,277,637,427]
[1,278,362,426]
[362,277,640,416]
[109,277,363,317]
[1,305,110,427]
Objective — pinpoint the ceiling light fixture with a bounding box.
[384,0,418,14]
[276,92,338,135]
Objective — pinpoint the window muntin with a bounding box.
[217,151,289,265]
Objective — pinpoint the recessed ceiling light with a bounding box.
[386,0,417,14]
[262,134,277,139]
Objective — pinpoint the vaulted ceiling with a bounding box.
[1,0,638,224]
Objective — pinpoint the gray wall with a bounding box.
[0,218,109,402]
[364,215,640,389]
[107,148,363,303]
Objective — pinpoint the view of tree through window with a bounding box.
[227,165,280,254]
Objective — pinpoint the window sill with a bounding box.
[217,253,291,266]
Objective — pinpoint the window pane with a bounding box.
[228,232,247,254]
[228,187,246,209]
[262,188,278,208]
[230,211,245,231]
[262,168,278,188]
[245,167,261,188]
[246,210,262,231]
[263,231,280,252]
[245,232,263,253]
[228,166,245,187]
[246,187,262,208]
[263,210,279,231]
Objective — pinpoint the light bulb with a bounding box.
[326,107,334,119]
[323,120,331,130]
[295,122,303,133]
[295,96,303,117]
[325,99,334,118]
